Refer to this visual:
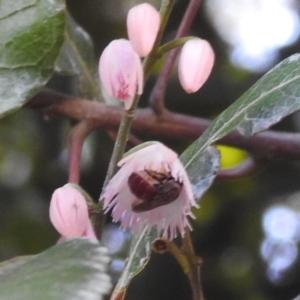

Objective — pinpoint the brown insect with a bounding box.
[128,169,183,212]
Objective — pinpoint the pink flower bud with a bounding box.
[82,220,98,240]
[49,184,89,239]
[99,39,144,110]
[102,142,198,240]
[178,38,215,93]
[127,3,160,57]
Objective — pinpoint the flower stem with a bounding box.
[157,0,175,46]
[152,236,204,300]
[149,0,202,115]
[143,0,175,79]
[102,103,138,189]
[95,97,140,237]
[100,0,176,197]
[157,37,194,56]
[167,241,191,275]
[182,231,204,300]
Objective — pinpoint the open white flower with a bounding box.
[102,142,198,240]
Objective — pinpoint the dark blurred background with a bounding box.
[1,0,300,299]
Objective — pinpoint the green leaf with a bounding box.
[180,145,220,201]
[186,54,300,167]
[178,53,300,206]
[0,0,66,118]
[0,238,112,300]
[55,15,101,100]
[111,228,156,300]
[184,54,300,172]
[0,255,34,276]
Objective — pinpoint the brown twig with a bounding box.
[27,89,300,163]
[151,237,203,300]
[182,231,204,300]
[149,0,201,115]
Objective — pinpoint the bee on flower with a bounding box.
[102,142,198,240]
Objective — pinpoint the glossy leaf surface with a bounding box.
[185,54,300,169]
[111,228,155,300]
[181,54,300,205]
[0,238,111,300]
[0,0,65,117]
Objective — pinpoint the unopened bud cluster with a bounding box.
[99,3,160,110]
[98,2,215,110]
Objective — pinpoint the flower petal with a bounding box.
[102,142,197,239]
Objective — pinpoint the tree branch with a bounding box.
[28,89,300,162]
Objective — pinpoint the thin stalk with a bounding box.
[102,100,139,189]
[158,0,175,43]
[67,121,94,184]
[157,37,194,56]
[149,0,202,115]
[182,231,204,300]
[167,241,191,275]
[143,0,175,78]
[100,0,176,195]
[152,236,204,300]
[95,96,140,237]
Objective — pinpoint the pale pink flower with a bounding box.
[102,142,198,240]
[127,3,160,57]
[178,38,215,93]
[99,39,144,110]
[50,184,97,241]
